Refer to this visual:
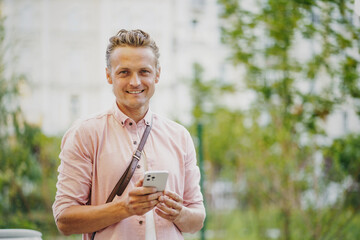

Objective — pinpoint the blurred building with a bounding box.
[2,0,359,138]
[3,0,235,135]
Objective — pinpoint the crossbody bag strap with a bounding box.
[91,117,153,240]
[106,121,152,202]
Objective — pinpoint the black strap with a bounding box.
[91,120,152,240]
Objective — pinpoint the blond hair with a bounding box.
[106,29,160,69]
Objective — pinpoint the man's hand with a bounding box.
[155,190,183,222]
[125,178,163,216]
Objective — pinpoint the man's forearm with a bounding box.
[174,205,206,233]
[56,201,130,235]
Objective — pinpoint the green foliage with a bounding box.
[323,134,360,182]
[185,0,360,239]
[219,0,360,119]
[206,208,360,240]
[190,63,235,122]
[0,94,61,233]
[323,134,360,210]
[0,6,61,236]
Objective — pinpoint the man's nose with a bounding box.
[129,73,141,86]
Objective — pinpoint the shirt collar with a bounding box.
[112,102,153,127]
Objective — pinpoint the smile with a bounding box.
[127,90,144,94]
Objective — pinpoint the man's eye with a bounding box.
[118,71,128,76]
[140,70,150,75]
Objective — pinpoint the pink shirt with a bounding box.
[52,103,204,240]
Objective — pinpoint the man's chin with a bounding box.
[120,102,148,111]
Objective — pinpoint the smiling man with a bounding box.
[52,29,205,240]
[106,45,159,122]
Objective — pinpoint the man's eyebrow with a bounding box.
[116,66,129,71]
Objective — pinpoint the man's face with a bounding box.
[106,46,160,117]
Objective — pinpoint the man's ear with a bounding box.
[155,67,161,84]
[106,68,112,84]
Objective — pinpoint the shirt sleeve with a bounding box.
[52,123,94,222]
[182,130,204,208]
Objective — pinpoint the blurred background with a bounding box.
[0,0,360,239]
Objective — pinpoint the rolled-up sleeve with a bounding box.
[52,125,93,222]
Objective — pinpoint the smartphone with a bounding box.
[143,170,169,191]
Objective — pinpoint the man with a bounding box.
[52,29,206,240]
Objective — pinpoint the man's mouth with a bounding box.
[127,90,144,94]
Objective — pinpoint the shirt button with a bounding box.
[137,164,141,169]
[139,220,143,225]
[133,141,137,145]
[129,122,133,126]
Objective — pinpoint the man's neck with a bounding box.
[116,102,149,123]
